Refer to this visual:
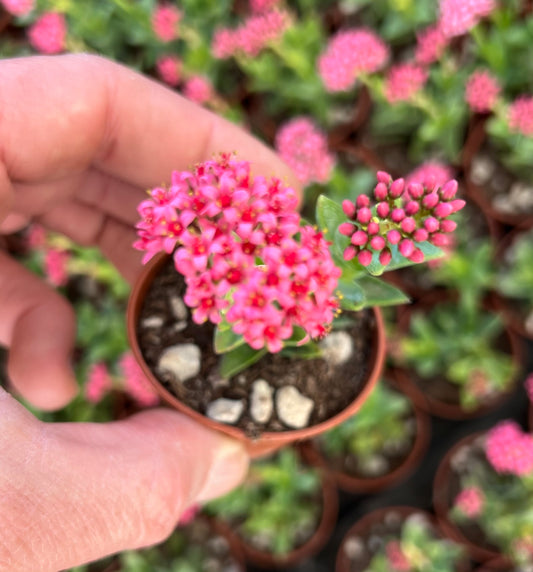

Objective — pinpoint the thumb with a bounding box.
[0,394,248,572]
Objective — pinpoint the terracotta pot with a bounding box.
[127,253,386,457]
[0,9,11,35]
[300,378,431,494]
[394,291,522,420]
[474,559,514,572]
[335,506,471,572]
[231,471,338,569]
[433,432,511,565]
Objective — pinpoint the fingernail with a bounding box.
[196,439,249,503]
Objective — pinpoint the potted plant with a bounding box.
[127,155,464,454]
[335,506,468,572]
[204,446,337,568]
[301,376,430,493]
[434,421,533,566]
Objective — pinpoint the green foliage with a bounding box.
[205,448,322,556]
[497,230,533,306]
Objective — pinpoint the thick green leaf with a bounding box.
[366,241,444,276]
[219,345,267,378]
[355,275,410,307]
[214,326,246,354]
[316,195,346,237]
[282,326,308,347]
[281,341,322,359]
[337,279,366,311]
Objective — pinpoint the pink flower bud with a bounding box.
[413,228,429,242]
[404,201,420,216]
[367,221,380,235]
[450,198,466,213]
[399,239,414,257]
[342,199,356,218]
[357,207,372,224]
[440,179,458,200]
[424,217,439,233]
[343,246,357,261]
[356,194,370,208]
[430,233,448,246]
[377,202,390,218]
[401,217,416,234]
[377,171,392,184]
[391,208,405,223]
[370,236,386,251]
[408,248,424,263]
[440,219,457,233]
[434,202,453,218]
[387,229,401,245]
[390,178,405,198]
[379,249,392,266]
[407,182,424,198]
[374,182,388,200]
[422,193,439,209]
[425,175,436,191]
[358,249,373,266]
[339,222,355,236]
[351,230,368,246]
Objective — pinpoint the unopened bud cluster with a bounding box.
[339,171,465,267]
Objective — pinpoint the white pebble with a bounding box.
[169,296,188,320]
[276,386,314,429]
[319,331,354,366]
[142,316,164,329]
[206,398,244,424]
[250,379,274,424]
[158,343,201,383]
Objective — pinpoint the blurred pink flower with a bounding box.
[250,0,280,12]
[44,248,69,287]
[156,55,181,87]
[183,75,213,105]
[275,117,334,185]
[386,540,411,571]
[465,70,500,113]
[485,420,533,476]
[152,4,181,42]
[385,63,428,104]
[439,0,497,38]
[85,362,112,404]
[27,224,46,250]
[454,486,484,517]
[415,25,448,65]
[318,28,389,92]
[508,96,533,136]
[120,352,159,407]
[1,0,34,16]
[178,504,200,526]
[406,161,455,189]
[28,12,66,54]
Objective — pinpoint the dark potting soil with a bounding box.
[137,258,375,436]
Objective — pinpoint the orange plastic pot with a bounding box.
[127,253,386,457]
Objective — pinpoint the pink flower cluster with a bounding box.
[183,75,213,105]
[275,117,334,186]
[318,28,389,92]
[134,156,341,353]
[339,171,465,267]
[454,486,484,518]
[466,71,501,113]
[1,0,33,16]
[85,362,113,404]
[485,420,533,476]
[508,96,533,137]
[385,540,411,572]
[212,10,289,59]
[415,25,448,66]
[156,55,181,87]
[385,63,428,104]
[406,162,455,189]
[120,352,159,407]
[44,248,70,287]
[439,0,496,38]
[28,12,66,54]
[249,0,280,12]
[152,4,181,42]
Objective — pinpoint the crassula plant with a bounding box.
[449,421,533,568]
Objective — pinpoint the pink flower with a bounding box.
[250,0,280,12]
[26,224,46,250]
[386,540,411,571]
[156,55,181,87]
[466,71,500,113]
[120,353,159,407]
[415,25,448,65]
[85,363,112,404]
[454,487,484,518]
[1,0,33,16]
[152,4,180,42]
[439,0,497,38]
[44,248,69,287]
[525,374,533,403]
[183,75,213,105]
[178,504,200,526]
[28,12,66,54]
[508,96,533,136]
[318,28,389,92]
[406,162,455,190]
[385,63,428,104]
[275,117,335,185]
[485,420,533,476]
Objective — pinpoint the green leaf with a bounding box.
[366,241,444,276]
[316,195,346,238]
[337,279,366,311]
[281,341,322,359]
[355,275,410,307]
[214,326,246,354]
[282,326,308,347]
[219,345,267,378]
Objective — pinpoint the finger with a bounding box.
[0,401,248,572]
[0,253,77,409]
[0,163,15,227]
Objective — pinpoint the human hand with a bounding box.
[0,54,298,571]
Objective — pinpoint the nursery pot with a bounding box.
[127,253,386,457]
[300,379,431,494]
[474,558,515,571]
[433,432,511,564]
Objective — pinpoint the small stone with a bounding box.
[169,296,188,320]
[142,316,164,329]
[470,155,494,185]
[358,454,389,477]
[367,534,384,553]
[250,379,274,424]
[319,331,354,366]
[276,386,314,429]
[206,398,244,424]
[383,437,411,456]
[172,320,187,332]
[158,344,201,383]
[384,510,402,527]
[343,536,365,559]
